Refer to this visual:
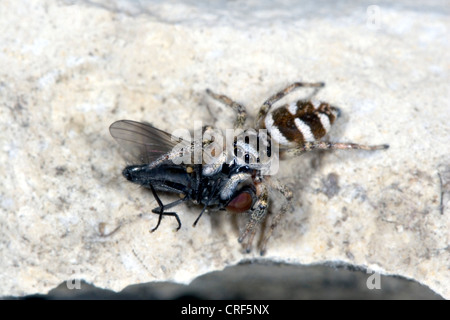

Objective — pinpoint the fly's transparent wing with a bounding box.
[109,120,189,165]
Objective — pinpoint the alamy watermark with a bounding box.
[169,121,280,176]
[66,266,81,290]
[366,268,381,290]
[366,5,382,31]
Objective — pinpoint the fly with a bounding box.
[109,120,257,233]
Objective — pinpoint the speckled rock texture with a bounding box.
[0,0,448,298]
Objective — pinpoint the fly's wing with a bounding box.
[109,120,189,165]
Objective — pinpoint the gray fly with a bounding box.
[109,120,257,232]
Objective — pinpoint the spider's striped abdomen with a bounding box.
[264,100,340,147]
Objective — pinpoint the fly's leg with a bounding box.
[149,184,183,231]
[256,82,325,128]
[206,88,247,129]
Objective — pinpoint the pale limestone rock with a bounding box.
[0,0,448,298]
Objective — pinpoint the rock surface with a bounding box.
[0,0,448,298]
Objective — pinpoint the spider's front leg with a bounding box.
[238,182,269,253]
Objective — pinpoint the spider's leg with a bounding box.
[285,141,389,157]
[259,178,293,256]
[238,182,269,253]
[206,89,247,129]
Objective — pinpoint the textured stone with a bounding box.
[0,0,448,298]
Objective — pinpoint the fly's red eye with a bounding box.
[226,191,253,213]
